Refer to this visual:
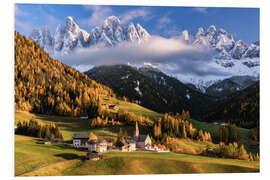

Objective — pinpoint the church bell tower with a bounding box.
[134,121,139,140]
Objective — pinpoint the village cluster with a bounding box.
[72,122,169,160]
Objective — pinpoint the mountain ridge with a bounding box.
[85,64,216,116]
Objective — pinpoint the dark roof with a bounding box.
[88,139,98,144]
[105,138,114,142]
[72,134,89,139]
[120,140,128,145]
[137,135,148,142]
[127,140,136,144]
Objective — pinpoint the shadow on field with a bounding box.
[55,153,83,160]
[203,163,259,173]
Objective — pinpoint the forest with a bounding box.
[15,32,114,117]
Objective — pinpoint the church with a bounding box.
[133,121,152,149]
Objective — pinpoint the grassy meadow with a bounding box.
[15,111,259,176]
[15,135,259,176]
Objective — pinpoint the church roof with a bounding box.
[72,134,89,139]
[137,135,149,142]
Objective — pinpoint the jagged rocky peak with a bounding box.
[181,30,190,42]
[244,41,260,58]
[127,23,140,42]
[30,26,53,52]
[232,40,248,59]
[89,16,150,46]
[51,16,90,55]
[196,27,205,37]
[136,23,151,41]
[216,28,235,52]
[207,25,217,33]
[65,16,78,32]
[103,16,121,29]
[102,16,122,39]
[206,25,217,47]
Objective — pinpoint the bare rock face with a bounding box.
[30,16,151,55]
[244,41,260,58]
[231,40,248,59]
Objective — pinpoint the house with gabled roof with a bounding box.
[117,139,136,152]
[87,133,108,153]
[72,134,89,148]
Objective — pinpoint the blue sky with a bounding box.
[15,4,259,44]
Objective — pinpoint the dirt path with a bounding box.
[15,159,73,176]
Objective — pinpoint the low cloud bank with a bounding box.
[59,36,230,77]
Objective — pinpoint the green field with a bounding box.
[103,97,163,122]
[15,135,259,176]
[15,111,259,176]
[189,119,259,153]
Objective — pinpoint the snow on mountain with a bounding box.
[52,16,90,55]
[29,18,259,92]
[134,80,142,96]
[243,41,260,58]
[231,40,248,59]
[29,27,53,53]
[30,16,151,55]
[176,57,260,92]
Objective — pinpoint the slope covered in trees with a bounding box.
[85,64,215,117]
[15,32,115,117]
[200,82,259,129]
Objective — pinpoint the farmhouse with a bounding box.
[72,134,89,148]
[87,133,108,153]
[105,138,114,147]
[133,121,152,149]
[117,140,136,152]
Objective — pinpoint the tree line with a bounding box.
[202,142,259,161]
[15,119,63,140]
[152,110,212,144]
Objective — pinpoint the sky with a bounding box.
[15,4,259,44]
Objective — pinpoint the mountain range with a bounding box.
[30,16,150,56]
[85,64,216,117]
[15,31,260,130]
[29,15,260,92]
[30,16,259,61]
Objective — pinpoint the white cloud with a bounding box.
[60,36,229,78]
[120,8,151,24]
[192,7,208,14]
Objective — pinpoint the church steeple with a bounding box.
[134,121,139,139]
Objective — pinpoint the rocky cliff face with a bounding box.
[30,16,151,56]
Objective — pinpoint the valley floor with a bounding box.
[15,135,259,176]
[14,112,259,176]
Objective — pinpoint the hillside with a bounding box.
[199,82,259,129]
[15,32,115,117]
[205,76,258,99]
[85,64,215,117]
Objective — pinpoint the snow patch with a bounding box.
[134,80,142,96]
[121,74,130,79]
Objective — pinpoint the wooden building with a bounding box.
[72,134,89,148]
